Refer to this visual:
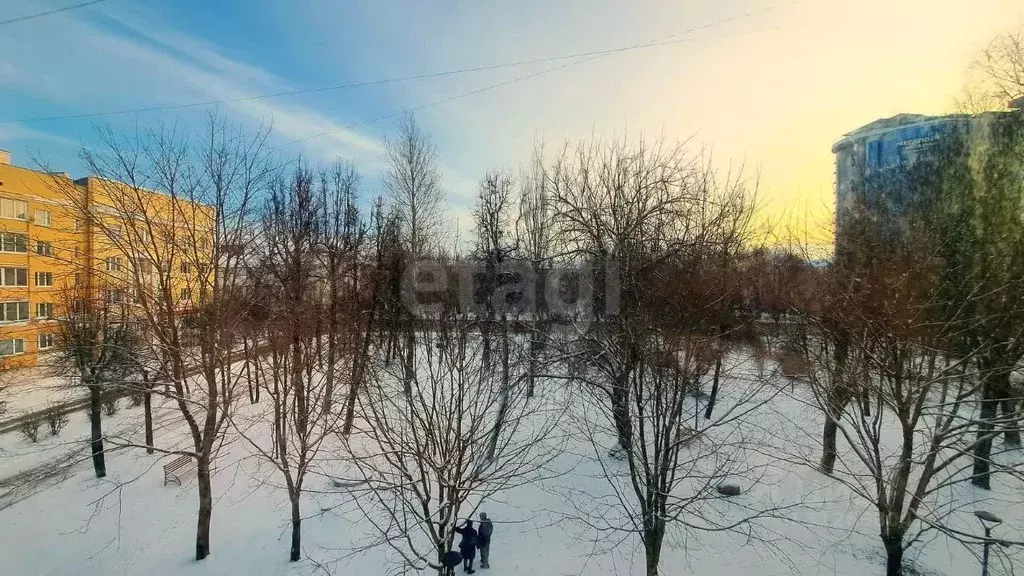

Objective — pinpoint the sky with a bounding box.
[1,0,1022,250]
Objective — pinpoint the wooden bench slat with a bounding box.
[163,455,197,486]
[166,457,192,471]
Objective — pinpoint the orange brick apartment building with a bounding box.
[0,149,209,367]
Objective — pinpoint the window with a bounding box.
[180,262,192,274]
[0,198,28,220]
[199,237,209,250]
[105,289,123,304]
[1,233,27,253]
[37,334,54,350]
[0,339,25,356]
[74,273,83,286]
[105,257,121,272]
[0,302,29,322]
[73,220,80,232]
[0,268,27,286]
[180,288,192,300]
[36,303,54,318]
[34,272,53,287]
[34,210,52,227]
[35,240,52,256]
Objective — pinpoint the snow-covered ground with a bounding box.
[0,353,1021,576]
[0,365,81,417]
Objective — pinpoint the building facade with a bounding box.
[831,105,1023,258]
[832,113,968,245]
[0,150,210,367]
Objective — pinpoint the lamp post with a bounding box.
[974,510,1003,576]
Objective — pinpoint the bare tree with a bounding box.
[515,149,556,397]
[799,239,1024,576]
[794,126,1024,573]
[50,283,140,478]
[471,171,520,461]
[542,136,776,576]
[473,171,515,368]
[384,113,445,260]
[960,30,1024,111]
[346,321,562,575]
[233,166,346,561]
[547,136,704,455]
[572,331,783,576]
[381,113,446,390]
[54,114,274,560]
[317,161,367,417]
[341,197,398,435]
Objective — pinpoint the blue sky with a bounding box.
[1,0,1022,239]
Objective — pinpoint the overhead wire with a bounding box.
[0,2,794,126]
[279,17,794,149]
[0,0,109,27]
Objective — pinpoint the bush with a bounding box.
[102,396,119,416]
[44,405,69,436]
[19,419,40,443]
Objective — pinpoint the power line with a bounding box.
[276,53,608,150]
[0,0,109,27]
[1,2,792,125]
[279,20,793,149]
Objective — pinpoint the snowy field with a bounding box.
[0,366,83,417]
[0,352,1021,576]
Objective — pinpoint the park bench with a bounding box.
[163,455,196,486]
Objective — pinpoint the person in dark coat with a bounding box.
[453,520,478,573]
[477,513,493,569]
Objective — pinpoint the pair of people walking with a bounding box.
[453,513,493,574]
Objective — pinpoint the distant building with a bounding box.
[831,102,1022,258]
[832,114,964,245]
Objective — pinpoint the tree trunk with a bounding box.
[642,525,664,576]
[195,457,213,560]
[143,373,154,455]
[820,416,839,475]
[883,534,904,576]
[487,322,511,461]
[323,265,339,415]
[481,318,492,369]
[88,383,106,478]
[244,338,257,404]
[973,376,1001,490]
[403,326,415,396]
[342,354,361,436]
[1000,397,1020,446]
[704,354,722,419]
[611,385,632,455]
[343,307,376,436]
[527,334,538,398]
[323,331,336,415]
[289,495,301,561]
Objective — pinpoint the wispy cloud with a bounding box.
[0,5,386,168]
